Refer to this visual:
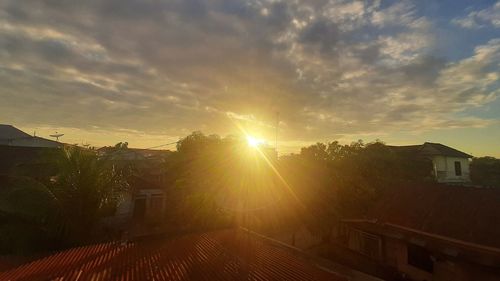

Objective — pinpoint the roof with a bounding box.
[0,229,346,281]
[0,146,56,175]
[0,125,63,148]
[387,145,422,156]
[389,142,473,158]
[0,125,31,140]
[355,183,500,250]
[421,142,473,158]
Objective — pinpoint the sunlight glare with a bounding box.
[246,136,264,148]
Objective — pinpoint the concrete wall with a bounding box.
[432,156,470,183]
[104,189,166,228]
[384,237,433,281]
[383,237,500,281]
[335,225,500,281]
[134,189,166,220]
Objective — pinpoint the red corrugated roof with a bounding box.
[0,229,346,281]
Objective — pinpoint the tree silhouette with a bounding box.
[0,146,129,254]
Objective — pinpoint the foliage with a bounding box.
[276,140,433,237]
[1,131,441,253]
[470,157,500,188]
[156,132,435,239]
[0,146,129,254]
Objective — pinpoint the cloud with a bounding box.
[371,0,416,27]
[452,2,500,29]
[0,0,498,146]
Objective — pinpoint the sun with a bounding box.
[246,136,264,148]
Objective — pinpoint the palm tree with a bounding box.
[0,146,129,254]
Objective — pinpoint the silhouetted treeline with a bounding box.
[2,131,498,255]
[471,157,500,188]
[163,134,435,239]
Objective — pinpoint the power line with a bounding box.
[142,140,180,150]
[102,140,180,157]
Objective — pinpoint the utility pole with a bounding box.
[275,111,279,157]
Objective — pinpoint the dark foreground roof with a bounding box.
[361,183,500,250]
[0,230,345,281]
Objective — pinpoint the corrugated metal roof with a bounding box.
[0,229,346,281]
[0,125,31,140]
[364,183,500,249]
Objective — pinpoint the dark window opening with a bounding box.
[454,161,462,176]
[360,233,381,259]
[133,198,147,221]
[408,244,434,273]
[150,195,164,213]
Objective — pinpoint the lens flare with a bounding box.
[246,136,264,148]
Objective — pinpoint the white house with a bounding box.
[419,142,472,183]
[0,124,62,148]
[392,142,473,183]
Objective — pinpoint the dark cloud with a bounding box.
[300,20,341,52]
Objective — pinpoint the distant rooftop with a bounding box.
[0,124,31,140]
[389,142,473,158]
[421,142,473,158]
[0,124,63,148]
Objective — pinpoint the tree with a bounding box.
[470,157,500,188]
[0,146,129,254]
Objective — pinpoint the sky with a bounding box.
[0,0,499,156]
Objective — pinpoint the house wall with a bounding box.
[336,225,500,281]
[383,237,500,281]
[104,189,165,228]
[432,156,470,183]
[384,237,433,281]
[134,189,166,221]
[115,193,134,219]
[269,226,322,251]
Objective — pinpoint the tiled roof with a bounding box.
[0,230,346,281]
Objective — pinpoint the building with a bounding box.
[98,147,173,236]
[330,183,500,281]
[0,124,63,148]
[0,229,348,281]
[391,142,473,183]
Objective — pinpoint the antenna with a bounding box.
[275,111,279,157]
[50,132,64,141]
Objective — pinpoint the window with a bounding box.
[407,244,433,273]
[150,194,164,213]
[454,161,462,176]
[360,232,382,260]
[133,198,147,221]
[347,228,382,260]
